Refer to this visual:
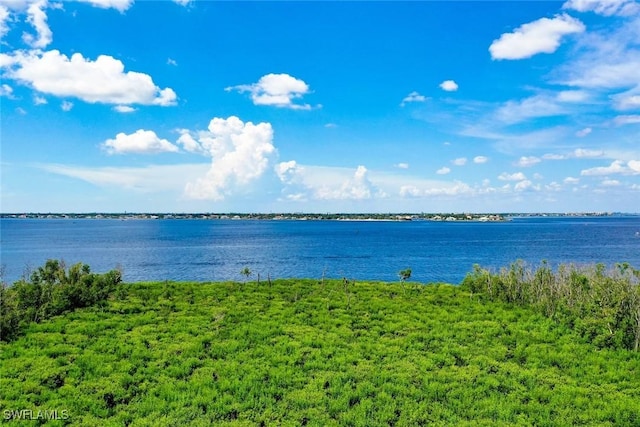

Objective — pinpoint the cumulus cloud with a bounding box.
[314,165,382,200]
[400,91,427,106]
[452,157,467,166]
[182,116,276,200]
[563,0,640,16]
[581,159,640,175]
[514,180,535,191]
[113,105,136,113]
[580,160,640,176]
[517,156,541,167]
[103,129,179,155]
[564,176,580,184]
[225,73,314,110]
[499,172,527,181]
[436,167,451,175]
[76,0,134,12]
[473,156,489,164]
[275,160,303,184]
[1,50,177,106]
[489,13,585,60]
[60,100,73,111]
[439,80,458,92]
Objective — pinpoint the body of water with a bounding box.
[1,217,639,284]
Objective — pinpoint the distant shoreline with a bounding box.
[1,212,635,222]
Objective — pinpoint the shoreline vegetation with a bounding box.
[1,211,635,222]
[1,260,639,425]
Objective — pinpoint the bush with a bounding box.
[0,260,122,342]
[461,261,640,351]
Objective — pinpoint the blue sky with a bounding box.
[1,0,639,213]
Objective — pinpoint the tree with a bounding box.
[399,268,412,283]
[240,267,252,283]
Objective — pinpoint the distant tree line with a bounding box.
[461,261,640,351]
[0,259,122,341]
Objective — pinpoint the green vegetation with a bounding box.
[462,261,640,351]
[1,264,639,425]
[0,260,122,342]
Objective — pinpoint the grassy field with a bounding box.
[2,278,639,426]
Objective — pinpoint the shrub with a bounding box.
[0,260,122,342]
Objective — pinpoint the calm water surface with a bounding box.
[1,217,639,284]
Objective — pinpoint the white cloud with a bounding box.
[574,148,604,158]
[0,83,13,97]
[1,50,177,106]
[172,0,191,6]
[113,105,136,113]
[564,176,580,184]
[21,0,52,48]
[275,160,302,184]
[395,162,409,169]
[400,91,427,106]
[0,5,10,40]
[33,94,46,104]
[40,163,208,193]
[182,116,277,200]
[436,167,451,175]
[314,165,383,200]
[60,100,72,111]
[517,156,541,167]
[543,153,566,160]
[601,178,621,186]
[473,156,489,164]
[489,13,585,60]
[563,0,640,16]
[452,157,467,166]
[496,94,568,124]
[103,129,179,155]
[614,115,640,125]
[581,159,640,175]
[576,127,592,137]
[514,180,536,192]
[226,73,314,110]
[166,58,177,66]
[499,172,527,181]
[76,0,134,12]
[324,123,337,128]
[613,90,640,110]
[557,90,590,102]
[439,80,458,92]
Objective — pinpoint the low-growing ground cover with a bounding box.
[1,278,639,426]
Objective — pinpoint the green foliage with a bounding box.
[0,259,122,342]
[240,266,252,282]
[461,261,640,351]
[2,278,639,425]
[398,268,412,282]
